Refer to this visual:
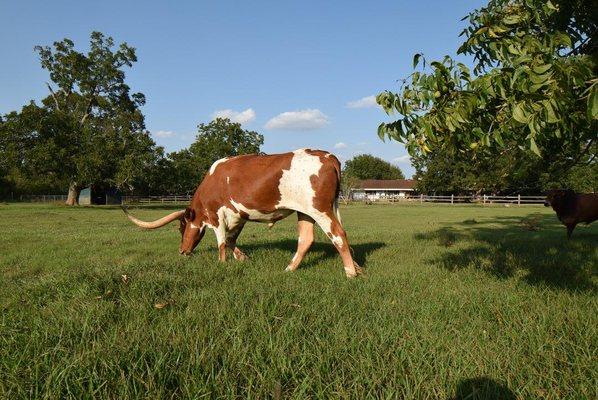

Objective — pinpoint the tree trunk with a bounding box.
[65,183,81,206]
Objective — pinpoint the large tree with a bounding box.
[343,154,405,180]
[168,118,264,194]
[26,31,157,204]
[377,0,597,183]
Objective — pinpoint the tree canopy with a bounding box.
[165,118,264,194]
[1,32,165,204]
[343,154,405,180]
[377,0,597,174]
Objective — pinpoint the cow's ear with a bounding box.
[184,208,195,222]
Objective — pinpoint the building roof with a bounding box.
[357,179,416,190]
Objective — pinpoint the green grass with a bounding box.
[0,202,596,399]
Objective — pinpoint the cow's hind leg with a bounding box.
[311,211,361,278]
[285,213,315,272]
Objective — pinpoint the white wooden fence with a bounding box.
[417,194,545,205]
[122,194,546,206]
[13,193,546,206]
[121,195,193,204]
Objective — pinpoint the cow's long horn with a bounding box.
[122,207,185,229]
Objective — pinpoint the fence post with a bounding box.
[420,194,423,204]
[518,194,521,206]
[451,194,454,205]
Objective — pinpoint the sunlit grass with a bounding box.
[0,203,596,399]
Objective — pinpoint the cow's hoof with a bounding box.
[284,265,295,272]
[345,262,363,278]
[353,262,363,275]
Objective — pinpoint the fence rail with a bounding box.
[418,194,545,205]
[17,194,68,203]
[121,195,193,204]
[10,193,547,206]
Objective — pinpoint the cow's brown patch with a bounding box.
[192,153,294,216]
[306,150,341,213]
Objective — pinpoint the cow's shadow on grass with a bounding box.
[240,239,385,270]
[415,214,597,292]
[449,376,516,400]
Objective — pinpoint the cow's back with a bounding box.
[197,149,340,215]
[577,193,598,223]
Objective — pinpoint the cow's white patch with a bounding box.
[298,237,302,243]
[190,222,201,229]
[331,235,344,247]
[274,149,339,235]
[229,198,293,223]
[209,158,229,175]
[292,252,298,262]
[276,149,321,212]
[226,176,230,184]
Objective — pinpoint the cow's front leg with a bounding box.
[214,224,228,262]
[226,222,248,261]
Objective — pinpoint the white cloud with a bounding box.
[346,95,378,109]
[334,142,347,149]
[265,109,329,130]
[212,108,256,124]
[153,130,175,138]
[393,155,411,163]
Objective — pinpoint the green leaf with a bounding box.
[493,130,505,146]
[588,85,598,120]
[529,72,551,84]
[532,64,552,74]
[512,103,529,123]
[546,1,558,11]
[413,53,422,69]
[530,137,541,156]
[543,100,559,123]
[377,123,386,141]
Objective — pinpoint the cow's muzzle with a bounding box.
[543,201,550,207]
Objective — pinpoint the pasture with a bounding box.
[0,203,596,399]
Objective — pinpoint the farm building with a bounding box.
[78,186,122,205]
[350,179,416,200]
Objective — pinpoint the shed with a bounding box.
[78,186,122,205]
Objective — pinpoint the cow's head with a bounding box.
[178,207,207,255]
[544,189,575,210]
[122,206,206,255]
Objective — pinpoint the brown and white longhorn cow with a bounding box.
[123,149,362,277]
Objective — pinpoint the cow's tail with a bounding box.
[332,155,342,225]
[334,198,342,225]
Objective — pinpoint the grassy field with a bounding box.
[0,202,596,399]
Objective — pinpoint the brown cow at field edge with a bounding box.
[544,189,598,239]
[123,149,362,277]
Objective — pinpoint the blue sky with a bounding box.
[1,0,485,177]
